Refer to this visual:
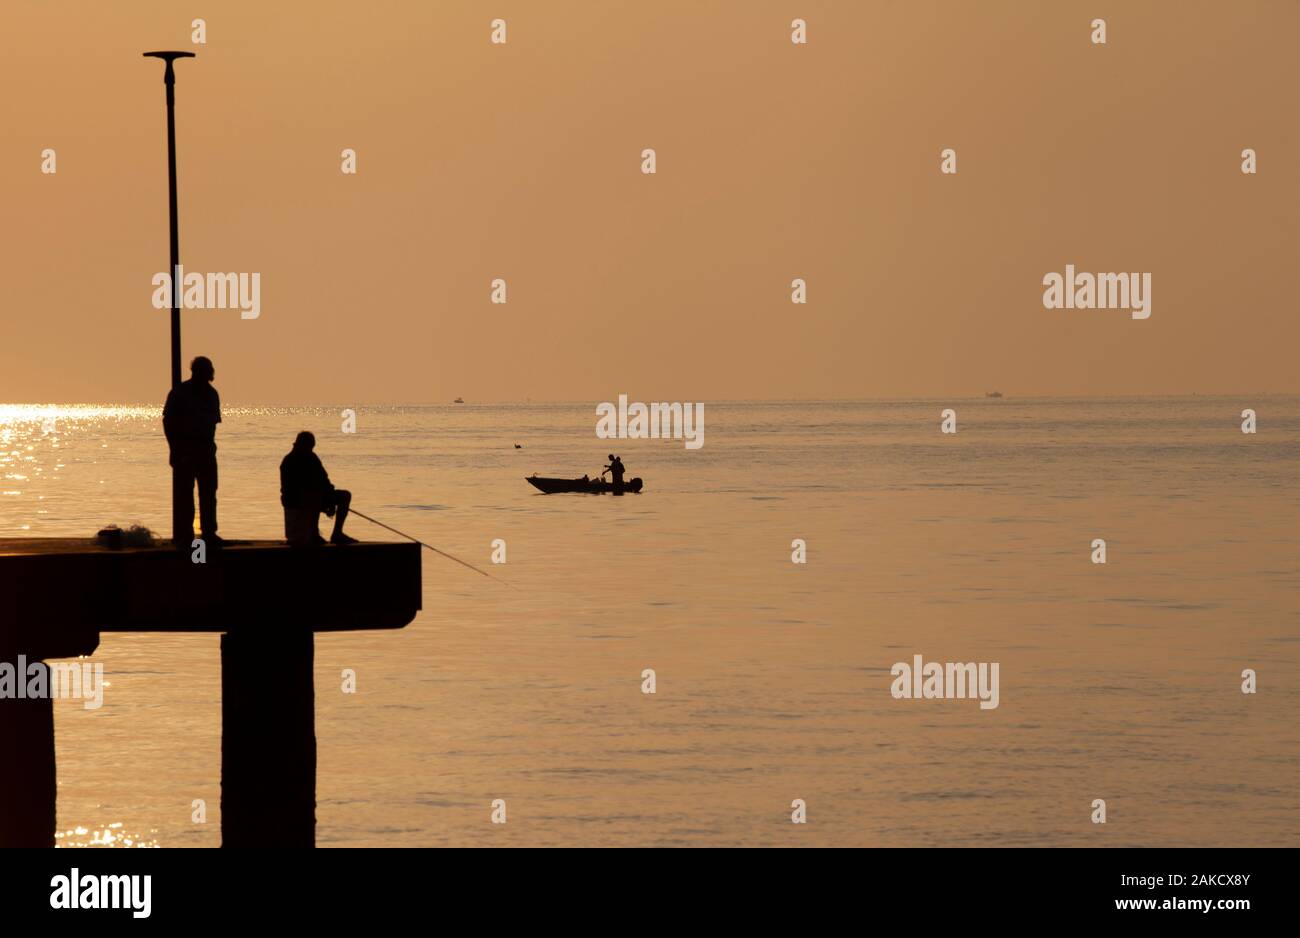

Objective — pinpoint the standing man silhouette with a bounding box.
[603,453,626,496]
[163,355,222,546]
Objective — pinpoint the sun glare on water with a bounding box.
[55,822,160,849]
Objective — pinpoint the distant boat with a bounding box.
[452,397,465,404]
[526,475,643,495]
[985,391,1003,399]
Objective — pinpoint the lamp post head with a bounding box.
[143,50,195,84]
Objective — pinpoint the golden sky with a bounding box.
[2,1,1296,403]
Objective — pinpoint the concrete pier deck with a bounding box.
[0,536,422,847]
[0,538,422,647]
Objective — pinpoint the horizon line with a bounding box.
[2,391,1297,409]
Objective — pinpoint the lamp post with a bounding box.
[143,50,195,543]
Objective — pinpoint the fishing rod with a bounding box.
[349,508,511,587]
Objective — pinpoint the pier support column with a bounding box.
[0,668,56,848]
[220,629,316,847]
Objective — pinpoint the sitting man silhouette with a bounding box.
[279,431,357,546]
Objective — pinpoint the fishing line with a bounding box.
[349,508,512,587]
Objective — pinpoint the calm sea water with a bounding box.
[1,397,1297,847]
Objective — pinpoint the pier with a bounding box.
[0,538,421,847]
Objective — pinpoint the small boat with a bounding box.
[453,397,465,404]
[985,391,1003,399]
[526,475,644,495]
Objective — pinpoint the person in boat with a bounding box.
[280,431,357,545]
[603,454,626,494]
[162,355,222,547]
